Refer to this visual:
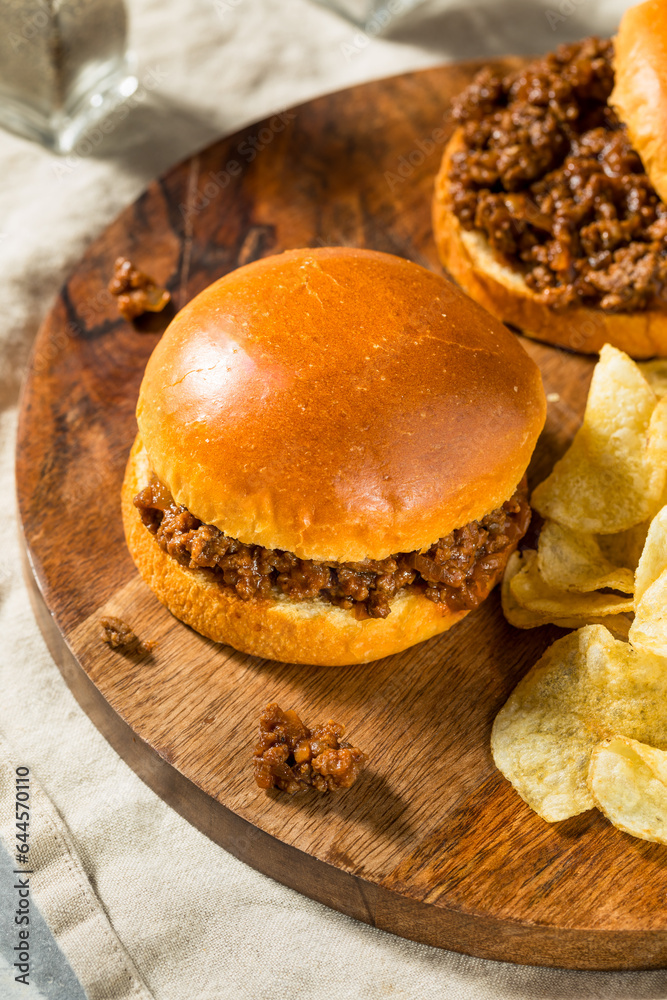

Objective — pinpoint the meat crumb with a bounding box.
[99,615,155,654]
[108,256,171,321]
[253,703,367,794]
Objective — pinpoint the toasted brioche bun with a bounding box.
[122,435,473,665]
[611,0,667,205]
[136,246,545,562]
[434,129,667,359]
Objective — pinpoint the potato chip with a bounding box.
[597,521,650,573]
[531,345,665,533]
[501,552,632,639]
[629,505,667,657]
[639,358,667,398]
[629,574,667,658]
[588,736,667,845]
[509,550,633,617]
[633,505,667,603]
[648,395,667,484]
[537,520,634,594]
[491,625,667,822]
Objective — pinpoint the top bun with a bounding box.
[136,247,545,562]
[611,0,667,203]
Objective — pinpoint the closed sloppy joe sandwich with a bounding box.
[122,246,546,665]
[433,0,667,357]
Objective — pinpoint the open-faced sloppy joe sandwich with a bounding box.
[434,0,667,357]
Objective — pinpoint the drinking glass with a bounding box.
[0,0,137,154]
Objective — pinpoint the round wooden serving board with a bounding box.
[16,61,667,971]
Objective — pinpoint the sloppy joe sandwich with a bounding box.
[122,246,546,665]
[434,3,667,358]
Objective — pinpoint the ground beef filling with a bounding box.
[253,703,366,794]
[449,37,667,312]
[133,479,530,620]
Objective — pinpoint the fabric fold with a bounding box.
[0,732,155,1000]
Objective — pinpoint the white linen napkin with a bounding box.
[2,1,663,997]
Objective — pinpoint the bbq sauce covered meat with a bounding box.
[99,615,137,648]
[99,615,155,654]
[253,703,366,794]
[449,37,667,311]
[134,478,530,619]
[109,256,171,321]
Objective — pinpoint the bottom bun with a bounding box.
[433,129,667,359]
[122,435,508,665]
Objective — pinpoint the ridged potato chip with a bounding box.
[629,576,667,658]
[648,396,667,489]
[597,521,650,572]
[510,550,633,617]
[588,736,667,845]
[629,505,667,657]
[639,359,667,398]
[537,520,634,595]
[491,625,667,822]
[501,552,632,639]
[634,505,667,602]
[497,346,667,837]
[532,345,666,533]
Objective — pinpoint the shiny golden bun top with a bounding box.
[612,0,667,203]
[137,247,545,561]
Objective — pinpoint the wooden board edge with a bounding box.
[18,529,667,970]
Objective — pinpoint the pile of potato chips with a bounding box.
[494,345,667,844]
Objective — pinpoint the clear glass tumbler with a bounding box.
[0,0,137,154]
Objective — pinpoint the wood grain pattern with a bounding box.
[15,61,667,970]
